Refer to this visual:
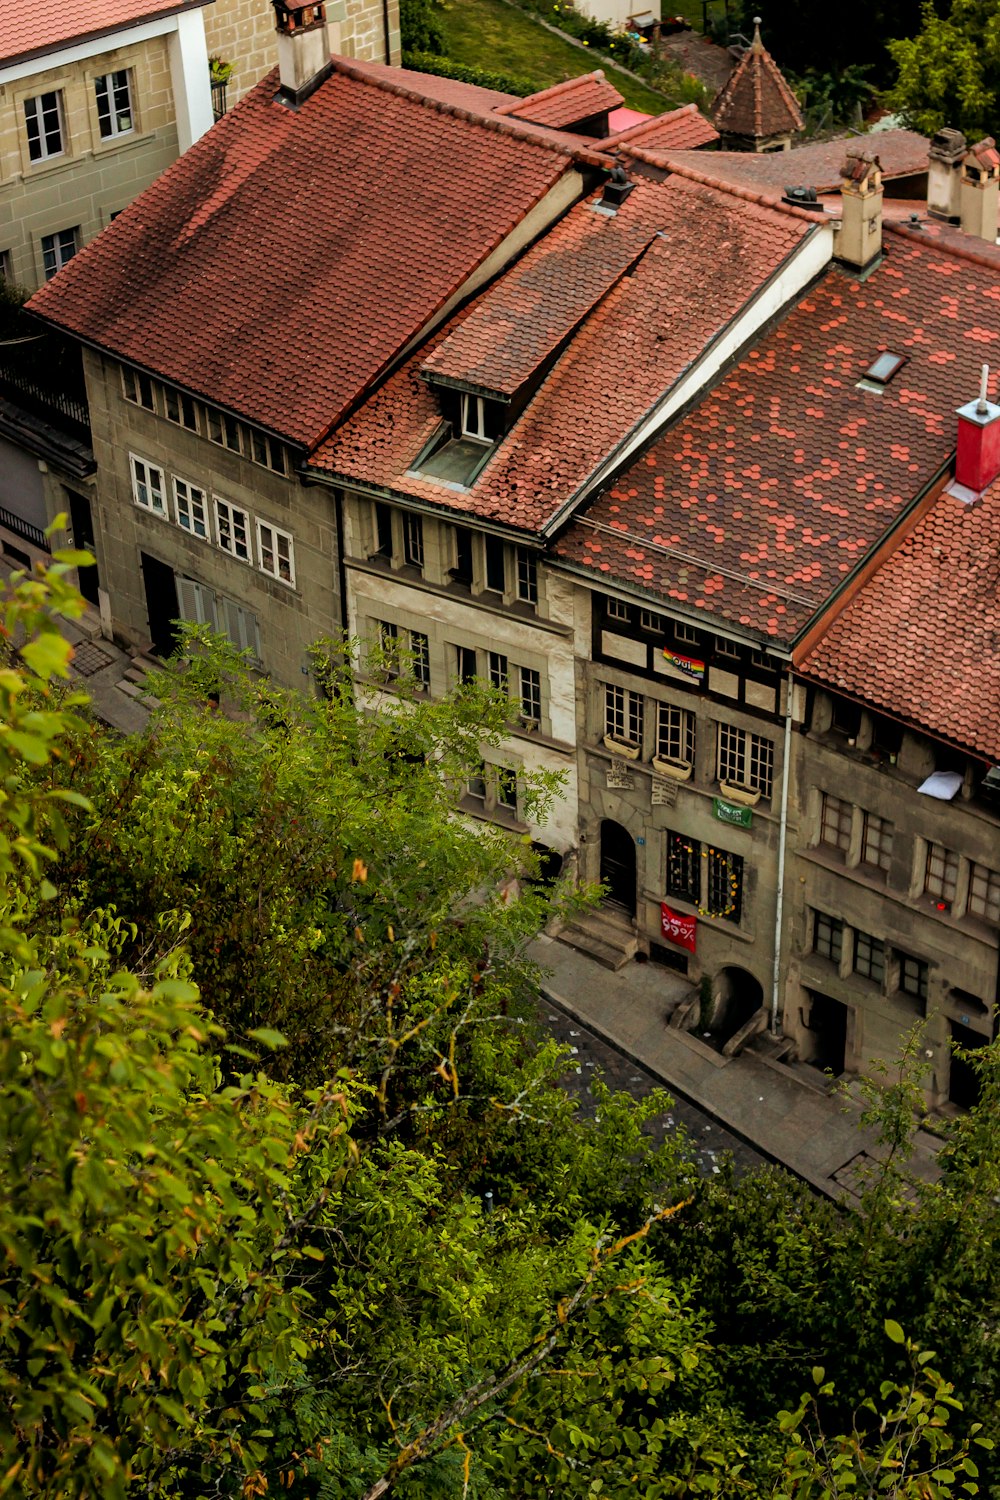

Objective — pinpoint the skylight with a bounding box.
[864,352,906,385]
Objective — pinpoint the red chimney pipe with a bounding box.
[955,363,1000,493]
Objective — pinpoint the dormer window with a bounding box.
[410,387,506,489]
[461,393,489,442]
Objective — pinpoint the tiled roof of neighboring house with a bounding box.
[27,60,573,449]
[495,71,623,128]
[604,103,718,152]
[553,227,1000,642]
[2,0,207,67]
[798,484,1000,761]
[658,129,929,191]
[710,24,803,141]
[311,174,812,532]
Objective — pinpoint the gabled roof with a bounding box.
[604,102,718,152]
[710,22,803,142]
[494,72,623,129]
[798,483,1000,762]
[311,174,812,532]
[1,0,208,68]
[655,130,930,192]
[553,227,1000,642]
[27,60,573,449]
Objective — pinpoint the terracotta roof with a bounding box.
[658,130,929,193]
[495,71,623,128]
[1,0,206,67]
[27,60,572,450]
[419,207,656,398]
[798,484,1000,761]
[710,24,803,141]
[966,135,1000,173]
[553,227,1000,642]
[841,147,881,186]
[311,174,811,532]
[604,102,718,152]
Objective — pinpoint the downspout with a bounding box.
[770,666,795,1035]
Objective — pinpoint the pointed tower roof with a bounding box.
[711,18,803,146]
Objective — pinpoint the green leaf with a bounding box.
[247,1027,288,1050]
[884,1319,906,1344]
[21,633,73,682]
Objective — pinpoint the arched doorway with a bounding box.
[710,966,765,1042]
[599,820,636,917]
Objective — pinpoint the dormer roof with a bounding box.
[710,20,803,144]
[1,0,209,69]
[494,71,623,131]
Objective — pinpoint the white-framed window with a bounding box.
[121,366,156,411]
[656,703,694,765]
[25,92,64,162]
[604,683,643,747]
[454,644,477,686]
[377,620,399,675]
[519,666,541,723]
[488,650,508,693]
[607,597,631,622]
[516,547,538,607]
[715,636,739,659]
[207,408,244,453]
[41,227,78,280]
[250,429,287,475]
[257,520,295,586]
[813,910,843,965]
[640,610,662,632]
[164,386,199,431]
[176,577,260,659]
[214,497,252,562]
[861,811,893,873]
[173,477,210,540]
[95,71,134,139]
[460,393,488,441]
[403,512,424,570]
[129,454,165,515]
[967,862,1000,924]
[484,536,506,593]
[924,842,959,906]
[717,723,774,798]
[410,630,430,689]
[0,251,13,283]
[819,792,852,853]
[675,621,699,646]
[465,760,518,818]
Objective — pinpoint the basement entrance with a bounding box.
[140,552,179,659]
[599,819,636,917]
[66,490,99,607]
[709,966,764,1044]
[949,1020,989,1110]
[807,992,848,1077]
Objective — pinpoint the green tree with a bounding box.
[885,0,1000,138]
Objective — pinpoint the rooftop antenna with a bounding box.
[977,362,990,415]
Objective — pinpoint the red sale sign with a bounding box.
[660,901,697,953]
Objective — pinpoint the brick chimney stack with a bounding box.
[834,149,882,271]
[927,128,966,222]
[955,364,1000,496]
[960,137,1000,243]
[272,0,334,106]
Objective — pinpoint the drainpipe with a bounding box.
[770,666,795,1035]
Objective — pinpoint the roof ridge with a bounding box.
[326,55,609,165]
[493,69,608,117]
[626,146,828,221]
[886,217,1000,271]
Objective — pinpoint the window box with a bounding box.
[718,779,761,807]
[652,754,692,781]
[604,734,641,760]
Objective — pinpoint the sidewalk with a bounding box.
[529,933,942,1201]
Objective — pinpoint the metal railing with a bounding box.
[0,507,50,552]
[0,361,90,436]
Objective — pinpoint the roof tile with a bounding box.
[1,0,205,65]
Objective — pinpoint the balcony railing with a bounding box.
[0,360,90,439]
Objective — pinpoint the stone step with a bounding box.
[130,653,160,674]
[556,925,635,972]
[118,680,143,699]
[123,666,147,684]
[578,903,637,941]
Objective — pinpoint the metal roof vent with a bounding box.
[601,166,635,211]
[782,185,817,208]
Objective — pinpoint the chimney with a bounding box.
[927,127,966,222]
[272,0,333,106]
[834,149,882,271]
[960,137,1000,242]
[955,364,1000,495]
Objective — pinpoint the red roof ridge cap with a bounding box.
[886,217,1000,271]
[626,147,828,221]
[493,70,609,116]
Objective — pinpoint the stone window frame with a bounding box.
[40,226,79,281]
[24,90,66,163]
[94,69,135,141]
[716,722,774,798]
[655,701,695,766]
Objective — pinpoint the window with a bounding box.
[604,684,643,747]
[864,351,906,386]
[675,621,699,646]
[496,766,518,812]
[967,862,1000,924]
[465,762,518,820]
[173,478,209,540]
[130,455,165,515]
[378,620,399,675]
[819,792,852,854]
[853,930,885,985]
[898,953,929,1002]
[656,703,695,765]
[24,92,64,162]
[861,811,893,873]
[95,71,133,139]
[164,386,198,430]
[640,610,662,632]
[707,846,743,923]
[831,698,862,740]
[373,503,394,559]
[0,251,11,283]
[519,666,541,723]
[717,723,774,797]
[41,228,78,280]
[813,911,844,965]
[607,598,631,622]
[485,536,506,593]
[460,392,488,441]
[410,630,430,689]
[466,762,488,805]
[121,367,155,411]
[257,520,295,585]
[403,512,424,569]
[750,648,771,669]
[207,408,243,453]
[666,831,700,905]
[214,498,251,562]
[250,430,287,475]
[715,636,739,659]
[488,651,508,693]
[516,547,538,606]
[452,526,474,585]
[924,842,959,906]
[455,645,477,686]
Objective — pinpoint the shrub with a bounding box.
[402,49,538,95]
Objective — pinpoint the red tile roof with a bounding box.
[657,130,929,192]
[798,485,1000,761]
[553,227,1000,642]
[604,103,718,152]
[710,25,803,141]
[311,174,811,532]
[419,207,656,398]
[2,0,206,66]
[27,60,573,450]
[495,72,623,128]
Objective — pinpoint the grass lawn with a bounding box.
[437,0,678,114]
